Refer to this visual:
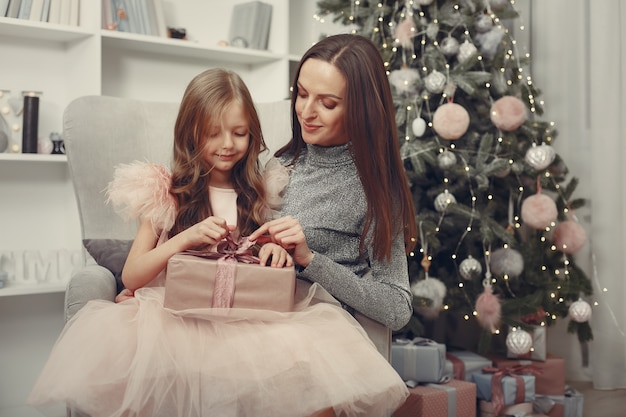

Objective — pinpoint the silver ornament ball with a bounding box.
[569,299,592,323]
[459,256,482,280]
[437,150,457,169]
[440,36,460,56]
[525,143,556,171]
[434,190,456,212]
[506,327,533,355]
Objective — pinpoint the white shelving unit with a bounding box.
[0,1,338,414]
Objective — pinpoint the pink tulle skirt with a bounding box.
[27,282,408,417]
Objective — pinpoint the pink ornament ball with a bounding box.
[553,220,587,254]
[490,96,527,131]
[432,103,470,140]
[521,193,558,230]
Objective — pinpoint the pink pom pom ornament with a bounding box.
[521,193,558,230]
[475,281,501,332]
[552,219,587,254]
[432,102,470,140]
[490,96,527,131]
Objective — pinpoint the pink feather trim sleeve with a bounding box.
[106,161,176,234]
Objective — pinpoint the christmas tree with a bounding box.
[316,0,593,352]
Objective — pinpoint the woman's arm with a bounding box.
[250,217,413,330]
[299,233,412,331]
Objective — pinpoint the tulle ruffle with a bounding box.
[28,282,408,417]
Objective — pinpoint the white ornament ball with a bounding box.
[432,102,470,140]
[489,0,510,11]
[457,40,478,62]
[569,299,592,323]
[459,256,482,280]
[490,96,527,131]
[412,277,447,319]
[412,117,427,137]
[525,143,556,170]
[440,36,460,56]
[437,150,457,169]
[424,70,447,94]
[490,247,524,278]
[521,193,558,230]
[475,14,494,33]
[434,190,456,212]
[506,328,533,355]
[388,68,421,95]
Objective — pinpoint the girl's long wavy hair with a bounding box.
[169,68,268,239]
[276,34,417,261]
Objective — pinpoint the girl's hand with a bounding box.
[182,216,233,250]
[250,216,314,268]
[258,243,294,268]
[115,288,135,303]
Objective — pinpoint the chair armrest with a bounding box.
[64,264,117,322]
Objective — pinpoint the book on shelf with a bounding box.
[151,0,167,37]
[0,0,10,17]
[47,0,61,23]
[41,0,51,21]
[68,0,78,26]
[17,0,32,19]
[102,0,114,29]
[6,0,22,18]
[228,1,272,50]
[58,0,69,24]
[28,0,44,20]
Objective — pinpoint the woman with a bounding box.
[251,33,417,332]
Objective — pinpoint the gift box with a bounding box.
[506,325,547,361]
[394,379,476,417]
[472,370,536,405]
[533,385,583,417]
[446,349,493,382]
[488,353,565,395]
[564,386,584,417]
[478,400,533,417]
[391,338,447,383]
[163,251,296,312]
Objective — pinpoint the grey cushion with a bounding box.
[82,239,133,293]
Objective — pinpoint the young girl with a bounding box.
[28,69,408,417]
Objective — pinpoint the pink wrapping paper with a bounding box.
[487,353,565,396]
[478,400,533,417]
[164,253,296,312]
[394,379,476,417]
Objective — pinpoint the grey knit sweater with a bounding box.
[278,144,413,331]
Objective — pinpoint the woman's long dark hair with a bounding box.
[169,68,267,239]
[277,34,417,261]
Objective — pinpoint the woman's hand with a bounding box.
[258,242,294,268]
[250,216,314,268]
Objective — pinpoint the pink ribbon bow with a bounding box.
[185,234,259,308]
[481,365,542,416]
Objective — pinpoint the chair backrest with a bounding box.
[63,95,292,241]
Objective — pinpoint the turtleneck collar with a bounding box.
[305,143,353,167]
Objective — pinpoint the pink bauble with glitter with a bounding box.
[552,220,587,254]
[432,102,470,140]
[521,193,557,230]
[490,96,527,131]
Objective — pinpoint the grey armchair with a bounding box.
[62,95,390,361]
